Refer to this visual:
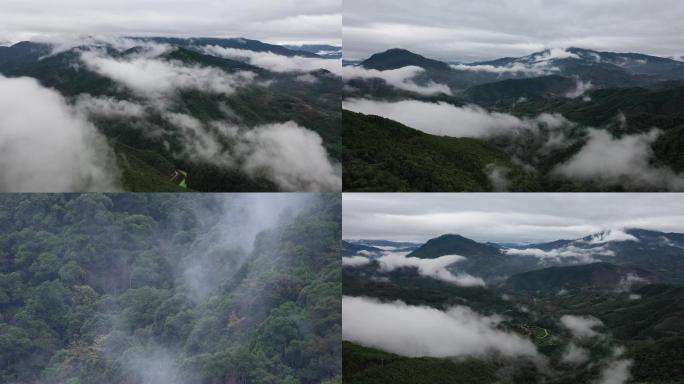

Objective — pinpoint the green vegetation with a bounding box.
[0,194,341,383]
[342,110,540,191]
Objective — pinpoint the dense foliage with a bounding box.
[342,111,540,191]
[0,194,341,383]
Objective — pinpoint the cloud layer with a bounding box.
[343,66,452,95]
[0,0,341,45]
[553,128,684,191]
[202,45,342,75]
[343,99,572,138]
[344,0,684,61]
[0,75,119,191]
[342,296,539,359]
[342,193,684,243]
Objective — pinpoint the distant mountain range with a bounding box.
[344,228,684,288]
[343,46,684,192]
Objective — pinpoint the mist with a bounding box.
[553,128,684,190]
[202,45,342,75]
[342,296,539,359]
[0,75,119,192]
[375,252,485,286]
[560,315,604,339]
[60,38,342,191]
[343,66,452,95]
[343,98,570,138]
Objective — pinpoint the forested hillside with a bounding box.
[0,193,341,383]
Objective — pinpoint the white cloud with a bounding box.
[561,342,590,365]
[375,252,485,286]
[160,118,342,192]
[615,273,648,293]
[566,79,594,98]
[504,245,614,263]
[79,48,257,100]
[343,66,452,95]
[596,359,633,384]
[560,315,604,339]
[586,229,639,244]
[450,49,579,76]
[553,128,684,191]
[343,98,572,138]
[342,256,371,267]
[485,163,511,192]
[202,45,342,75]
[73,94,146,118]
[0,75,119,191]
[233,122,342,191]
[342,296,539,359]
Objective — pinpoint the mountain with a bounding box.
[142,37,324,57]
[284,44,342,59]
[0,38,341,192]
[504,262,659,293]
[409,234,501,259]
[342,110,540,192]
[342,240,383,257]
[463,75,579,105]
[0,194,341,383]
[360,48,451,71]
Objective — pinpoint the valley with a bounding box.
[0,37,342,192]
[342,47,684,192]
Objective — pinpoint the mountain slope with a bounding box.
[360,48,451,71]
[504,262,659,292]
[342,110,540,192]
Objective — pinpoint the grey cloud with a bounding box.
[344,0,684,61]
[342,193,684,243]
[0,0,341,45]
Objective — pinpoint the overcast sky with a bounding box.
[344,0,684,61]
[343,193,684,244]
[0,0,341,45]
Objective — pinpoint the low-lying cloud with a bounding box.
[504,245,615,264]
[561,342,590,365]
[80,47,257,100]
[343,66,452,95]
[343,98,570,138]
[553,128,684,191]
[202,45,342,75]
[342,296,539,359]
[560,315,604,339]
[342,255,372,267]
[0,75,119,191]
[451,48,579,76]
[376,252,485,286]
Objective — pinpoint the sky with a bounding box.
[343,193,684,244]
[343,0,684,61]
[0,0,341,45]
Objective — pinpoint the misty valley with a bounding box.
[342,230,684,384]
[0,37,342,192]
[342,47,684,192]
[0,194,341,383]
